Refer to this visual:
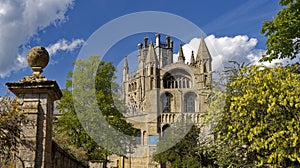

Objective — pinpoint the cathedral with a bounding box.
[119,34,212,168]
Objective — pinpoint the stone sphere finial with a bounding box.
[27,46,49,74]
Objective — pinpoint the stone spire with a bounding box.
[122,56,129,102]
[177,43,185,63]
[145,41,158,64]
[144,37,149,48]
[123,56,129,81]
[155,34,160,47]
[190,51,195,65]
[196,37,212,62]
[124,56,128,69]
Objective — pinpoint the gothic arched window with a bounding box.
[163,70,192,89]
[136,129,141,145]
[184,92,196,112]
[161,93,173,112]
[162,124,170,137]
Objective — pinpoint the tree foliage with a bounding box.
[0,96,27,166]
[153,124,217,168]
[260,0,300,61]
[209,62,300,167]
[53,55,137,163]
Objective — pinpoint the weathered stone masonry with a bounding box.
[6,46,87,168]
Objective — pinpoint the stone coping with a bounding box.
[6,78,62,101]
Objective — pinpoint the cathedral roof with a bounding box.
[190,51,195,65]
[196,37,212,62]
[123,56,128,68]
[145,41,158,64]
[178,43,185,63]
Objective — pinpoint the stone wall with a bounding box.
[6,46,91,168]
[51,141,88,168]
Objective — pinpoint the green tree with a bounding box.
[260,0,300,61]
[0,95,28,167]
[154,124,216,168]
[210,63,300,167]
[53,55,137,163]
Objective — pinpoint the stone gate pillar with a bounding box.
[6,46,62,168]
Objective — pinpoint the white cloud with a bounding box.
[205,35,263,70]
[46,39,85,56]
[173,35,290,72]
[0,0,74,78]
[175,35,300,72]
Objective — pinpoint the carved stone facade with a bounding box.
[122,35,212,168]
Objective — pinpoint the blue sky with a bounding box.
[0,0,282,95]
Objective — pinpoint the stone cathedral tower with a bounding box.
[121,34,212,168]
